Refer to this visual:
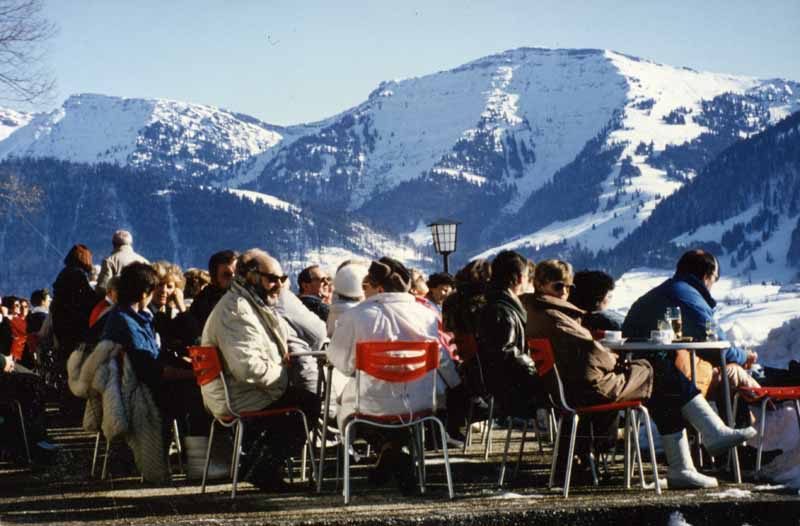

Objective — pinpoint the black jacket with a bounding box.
[51,266,97,354]
[477,287,537,410]
[299,294,329,322]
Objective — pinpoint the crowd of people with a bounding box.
[1,228,774,496]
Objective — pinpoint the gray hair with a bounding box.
[112,230,133,247]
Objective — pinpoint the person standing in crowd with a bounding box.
[201,249,319,491]
[477,251,539,418]
[527,258,756,489]
[51,245,98,407]
[426,272,455,310]
[297,264,332,322]
[327,257,440,492]
[95,230,149,296]
[188,250,238,332]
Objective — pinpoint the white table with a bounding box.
[604,340,742,481]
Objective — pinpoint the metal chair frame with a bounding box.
[188,345,316,499]
[527,338,661,497]
[0,400,32,465]
[732,386,800,481]
[342,340,454,504]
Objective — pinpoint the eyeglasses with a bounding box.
[551,282,575,293]
[256,271,288,284]
[312,276,332,284]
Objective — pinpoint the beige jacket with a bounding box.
[200,279,289,418]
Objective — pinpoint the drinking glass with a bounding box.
[704,319,718,341]
[667,307,683,339]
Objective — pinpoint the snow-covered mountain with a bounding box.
[243,48,799,261]
[0,108,33,141]
[1,47,799,286]
[0,94,293,182]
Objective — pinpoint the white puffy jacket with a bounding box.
[200,280,289,418]
[327,292,444,430]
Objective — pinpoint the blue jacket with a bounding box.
[622,274,747,365]
[101,305,163,388]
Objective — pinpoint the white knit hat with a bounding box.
[334,263,368,299]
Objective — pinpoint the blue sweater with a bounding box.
[622,274,747,365]
[101,305,163,387]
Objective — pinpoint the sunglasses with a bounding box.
[256,271,288,284]
[312,276,332,284]
[551,282,575,293]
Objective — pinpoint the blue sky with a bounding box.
[37,0,800,125]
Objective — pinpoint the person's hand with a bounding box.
[3,358,15,373]
[171,287,186,312]
[0,305,7,317]
[744,350,758,369]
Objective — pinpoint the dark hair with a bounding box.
[427,272,454,290]
[297,265,319,289]
[117,262,160,305]
[368,257,411,293]
[208,250,238,277]
[676,250,718,281]
[490,251,528,289]
[64,244,93,273]
[455,259,491,284]
[30,289,50,307]
[569,270,615,312]
[2,295,18,309]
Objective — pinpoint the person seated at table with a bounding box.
[622,250,760,412]
[101,262,214,480]
[569,270,624,334]
[201,249,320,491]
[327,257,440,492]
[524,258,756,489]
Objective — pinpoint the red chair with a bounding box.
[527,338,661,497]
[342,340,454,504]
[733,386,800,480]
[188,345,315,499]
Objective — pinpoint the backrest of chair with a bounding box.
[527,337,572,412]
[355,340,440,383]
[188,345,223,387]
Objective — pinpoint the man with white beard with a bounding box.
[201,248,319,491]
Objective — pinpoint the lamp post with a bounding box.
[428,218,461,274]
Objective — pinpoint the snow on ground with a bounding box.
[0,108,33,141]
[227,188,301,214]
[707,488,753,499]
[668,511,693,526]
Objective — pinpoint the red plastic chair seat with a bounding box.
[738,386,800,403]
[575,400,643,415]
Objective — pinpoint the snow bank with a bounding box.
[754,317,800,368]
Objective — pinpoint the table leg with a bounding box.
[689,350,697,390]
[719,349,743,483]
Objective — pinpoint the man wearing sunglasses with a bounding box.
[297,265,333,322]
[201,249,319,491]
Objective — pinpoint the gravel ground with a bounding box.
[2,421,799,526]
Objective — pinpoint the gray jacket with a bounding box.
[96,245,149,292]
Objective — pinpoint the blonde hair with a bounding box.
[152,260,186,289]
[183,268,211,298]
[533,259,573,290]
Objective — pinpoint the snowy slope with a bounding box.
[0,108,33,141]
[0,94,285,180]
